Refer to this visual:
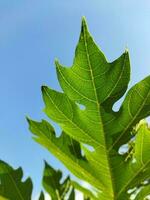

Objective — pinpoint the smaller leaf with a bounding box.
[0,160,33,200]
[42,161,72,200]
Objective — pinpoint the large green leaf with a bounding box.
[0,160,32,200]
[28,17,150,199]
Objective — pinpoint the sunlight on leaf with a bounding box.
[28,17,150,200]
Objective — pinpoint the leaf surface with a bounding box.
[28,18,150,199]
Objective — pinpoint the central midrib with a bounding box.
[83,23,115,199]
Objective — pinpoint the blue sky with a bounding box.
[0,0,150,198]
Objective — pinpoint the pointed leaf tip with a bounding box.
[81,16,88,31]
[55,59,60,69]
[26,116,31,123]
[41,85,48,93]
[43,159,47,167]
[55,58,59,65]
[82,16,86,23]
[41,86,44,92]
[44,160,49,169]
[125,47,129,54]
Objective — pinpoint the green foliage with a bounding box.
[0,160,78,200]
[42,161,74,200]
[28,17,150,199]
[0,160,32,200]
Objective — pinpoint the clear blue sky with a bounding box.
[0,0,150,198]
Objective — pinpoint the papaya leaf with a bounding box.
[0,160,33,200]
[28,17,150,199]
[42,161,73,200]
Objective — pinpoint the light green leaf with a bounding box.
[28,17,150,199]
[0,160,32,200]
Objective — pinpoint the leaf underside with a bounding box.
[28,17,150,200]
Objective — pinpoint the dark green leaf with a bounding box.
[0,160,32,200]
